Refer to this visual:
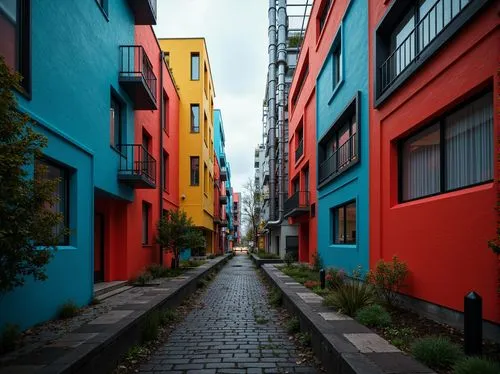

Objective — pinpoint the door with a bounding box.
[94,213,105,283]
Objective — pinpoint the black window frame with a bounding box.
[317,0,332,35]
[374,0,492,107]
[0,0,31,96]
[142,201,150,245]
[190,52,200,80]
[190,156,200,186]
[36,157,71,246]
[331,200,356,245]
[190,104,200,133]
[317,92,360,189]
[110,93,125,154]
[163,90,169,135]
[398,89,494,203]
[332,40,341,89]
[163,151,169,192]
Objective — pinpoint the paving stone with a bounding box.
[88,310,134,324]
[343,333,400,353]
[137,255,316,373]
[318,312,352,321]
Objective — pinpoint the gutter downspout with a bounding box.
[267,0,277,223]
[159,51,165,266]
[267,0,287,227]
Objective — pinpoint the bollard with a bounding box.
[320,269,326,289]
[464,291,482,355]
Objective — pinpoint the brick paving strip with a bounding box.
[137,254,318,374]
[261,264,437,374]
[0,254,231,374]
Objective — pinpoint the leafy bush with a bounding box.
[0,323,20,353]
[284,252,296,267]
[142,310,161,342]
[323,280,376,316]
[297,332,311,347]
[304,280,320,289]
[411,337,463,370]
[159,309,179,325]
[452,357,500,374]
[58,301,79,319]
[286,317,300,334]
[312,253,324,272]
[368,256,408,306]
[256,251,280,259]
[311,286,330,296]
[355,304,392,327]
[146,264,164,279]
[135,271,153,286]
[269,288,283,307]
[383,327,415,350]
[281,264,319,284]
[326,268,345,290]
[180,259,206,268]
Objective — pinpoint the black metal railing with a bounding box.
[220,195,228,205]
[319,132,358,183]
[220,167,228,181]
[284,190,310,216]
[379,0,471,93]
[295,138,304,161]
[118,144,156,186]
[119,45,157,102]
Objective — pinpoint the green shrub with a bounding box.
[311,286,330,296]
[269,288,282,307]
[0,323,20,353]
[159,309,179,325]
[297,332,311,347]
[256,251,280,259]
[453,357,500,374]
[197,278,209,288]
[58,301,79,319]
[312,253,323,272]
[136,271,153,286]
[411,337,463,370]
[180,259,206,268]
[146,263,169,279]
[284,252,296,266]
[323,280,376,316]
[142,310,161,342]
[281,264,319,284]
[355,304,392,327]
[286,317,300,334]
[326,268,345,290]
[383,327,415,350]
[368,256,408,306]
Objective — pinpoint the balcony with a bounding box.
[118,144,156,189]
[220,195,228,205]
[220,167,228,182]
[319,133,358,184]
[220,153,226,167]
[119,46,157,110]
[127,0,157,25]
[284,191,310,218]
[295,138,303,162]
[219,220,228,228]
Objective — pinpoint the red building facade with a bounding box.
[369,0,499,324]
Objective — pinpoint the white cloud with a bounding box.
[154,0,268,194]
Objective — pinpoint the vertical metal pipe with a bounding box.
[268,0,277,221]
[159,51,165,266]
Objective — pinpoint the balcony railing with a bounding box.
[127,0,157,25]
[220,195,228,205]
[284,190,310,218]
[118,144,156,189]
[319,133,358,184]
[220,167,228,181]
[119,45,157,110]
[295,138,304,162]
[220,153,226,167]
[379,0,471,94]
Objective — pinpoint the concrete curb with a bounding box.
[260,264,436,374]
[250,253,284,268]
[0,254,233,374]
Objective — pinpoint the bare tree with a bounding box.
[241,178,261,249]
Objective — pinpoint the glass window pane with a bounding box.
[191,53,199,80]
[191,105,199,132]
[345,202,356,244]
[391,10,415,76]
[0,0,18,71]
[402,123,441,200]
[142,203,149,244]
[445,92,493,190]
[335,206,345,244]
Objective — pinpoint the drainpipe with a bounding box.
[267,0,277,222]
[159,51,165,266]
[267,0,287,227]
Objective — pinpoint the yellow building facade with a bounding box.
[158,38,216,253]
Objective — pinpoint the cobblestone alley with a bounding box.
[138,254,317,373]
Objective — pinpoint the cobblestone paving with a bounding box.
[139,254,317,374]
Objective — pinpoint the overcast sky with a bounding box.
[154,0,268,194]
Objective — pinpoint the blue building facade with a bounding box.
[0,0,152,330]
[316,0,369,275]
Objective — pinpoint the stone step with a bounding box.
[95,285,134,301]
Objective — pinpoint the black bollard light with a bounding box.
[464,291,482,356]
[320,269,326,289]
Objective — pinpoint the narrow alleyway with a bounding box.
[138,254,317,374]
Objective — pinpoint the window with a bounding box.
[204,164,208,194]
[303,167,309,191]
[191,53,199,80]
[0,0,30,93]
[163,92,169,135]
[162,151,169,192]
[142,202,150,245]
[318,0,332,34]
[333,201,356,244]
[190,104,200,133]
[204,113,208,145]
[400,91,493,201]
[292,178,300,193]
[142,129,151,153]
[164,52,170,66]
[36,159,70,245]
[332,42,341,89]
[190,156,199,186]
[291,53,309,110]
[295,125,304,161]
[110,95,124,152]
[203,63,208,97]
[318,93,359,185]
[376,0,481,99]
